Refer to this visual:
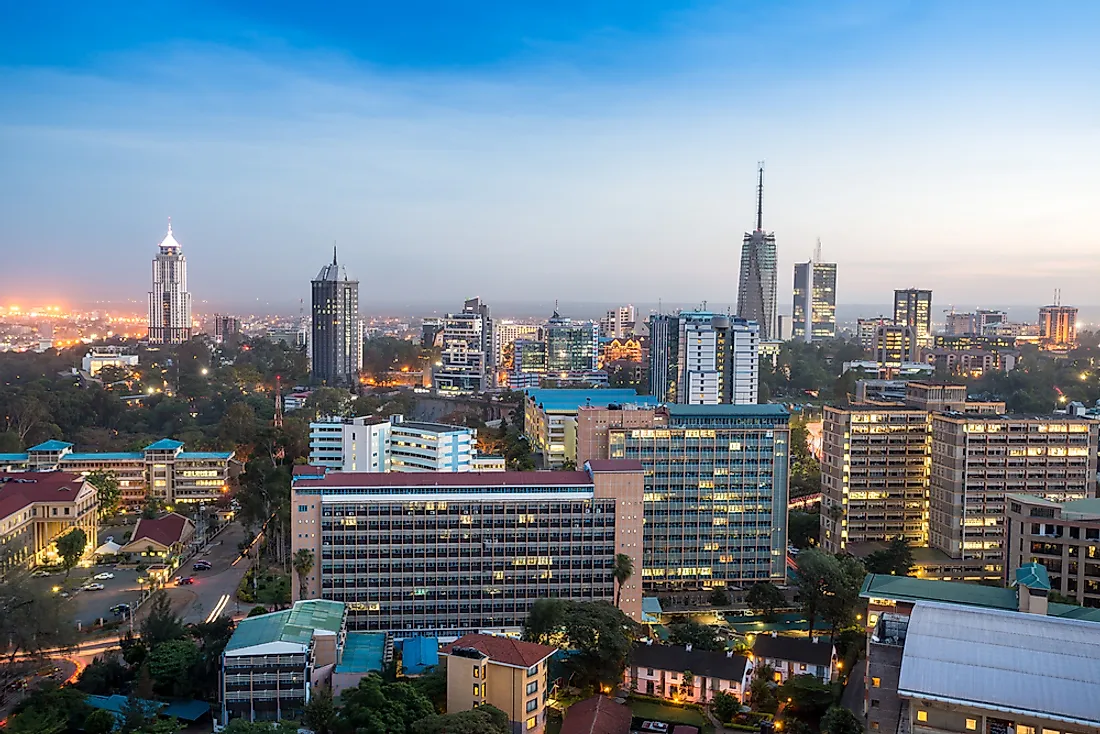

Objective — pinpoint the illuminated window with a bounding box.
[1017,727,1035,734]
[527,717,537,730]
[473,666,479,678]
[472,684,480,696]
[966,720,977,731]
[917,711,927,723]
[871,677,881,688]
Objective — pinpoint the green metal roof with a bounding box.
[226,600,345,651]
[336,632,386,673]
[286,599,345,632]
[1013,563,1051,591]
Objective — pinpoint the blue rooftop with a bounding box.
[144,439,184,451]
[336,632,387,674]
[178,451,234,460]
[0,453,29,462]
[525,388,658,412]
[63,452,143,461]
[401,636,439,676]
[29,440,73,452]
[667,403,789,416]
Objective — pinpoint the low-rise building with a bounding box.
[440,633,556,734]
[81,348,139,376]
[1006,494,1100,606]
[750,632,836,684]
[0,471,98,576]
[524,388,658,468]
[623,642,752,704]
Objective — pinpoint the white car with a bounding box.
[93,572,114,580]
[82,583,105,591]
[31,570,50,578]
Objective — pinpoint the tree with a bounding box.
[247,605,270,617]
[682,669,695,697]
[56,527,87,578]
[746,581,786,620]
[788,511,820,549]
[6,684,90,734]
[820,555,867,641]
[293,548,315,599]
[86,469,122,517]
[411,665,448,713]
[821,706,865,734]
[749,663,778,713]
[412,705,509,734]
[147,639,201,696]
[522,598,567,645]
[119,696,160,734]
[140,591,185,647]
[305,387,351,419]
[864,536,914,577]
[219,402,258,448]
[793,549,836,637]
[0,577,74,661]
[337,674,435,734]
[612,553,633,609]
[708,587,731,607]
[523,600,636,689]
[779,674,834,724]
[712,690,740,722]
[668,621,724,652]
[304,687,337,734]
[77,653,133,695]
[85,709,118,734]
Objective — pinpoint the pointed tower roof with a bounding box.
[159,219,182,251]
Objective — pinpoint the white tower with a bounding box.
[147,220,193,345]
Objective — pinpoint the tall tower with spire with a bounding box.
[310,245,362,386]
[736,164,778,340]
[147,219,193,345]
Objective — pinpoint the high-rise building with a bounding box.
[1038,304,1078,350]
[544,312,599,373]
[600,305,636,339]
[311,247,361,386]
[872,323,917,370]
[213,314,241,347]
[857,316,892,351]
[737,165,778,340]
[492,320,540,370]
[434,298,492,393]
[893,289,933,346]
[648,312,759,405]
[792,245,837,343]
[647,314,679,401]
[147,221,193,345]
[309,416,391,472]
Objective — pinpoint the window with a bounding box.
[526,698,538,713]
[646,668,653,676]
[473,666,480,679]
[64,508,70,515]
[871,723,880,731]
[528,665,539,677]
[526,680,538,695]
[917,711,927,723]
[966,720,977,731]
[871,677,881,688]
[299,505,308,512]
[1042,729,1060,734]
[472,684,480,696]
[526,717,537,730]
[1017,727,1035,734]
[799,664,806,671]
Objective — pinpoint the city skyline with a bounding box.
[3,2,1100,307]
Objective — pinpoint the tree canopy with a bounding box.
[522,599,637,688]
[746,581,786,620]
[863,537,914,577]
[667,620,725,652]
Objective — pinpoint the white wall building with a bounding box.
[308,416,390,471]
[82,348,139,376]
[306,415,497,473]
[390,416,478,472]
[600,305,636,339]
[674,313,759,405]
[728,317,760,405]
[147,221,193,345]
[492,320,541,371]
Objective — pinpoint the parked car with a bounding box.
[111,604,131,615]
[640,724,669,733]
[193,561,212,571]
[93,572,114,580]
[31,570,50,578]
[82,583,105,591]
[178,577,194,585]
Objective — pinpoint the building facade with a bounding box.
[81,348,139,376]
[648,312,759,406]
[737,166,778,340]
[492,320,541,373]
[893,289,933,346]
[792,259,837,343]
[545,314,599,373]
[524,389,659,469]
[389,417,479,472]
[291,461,645,636]
[213,314,242,346]
[434,298,492,393]
[857,317,892,350]
[624,642,751,704]
[600,305,636,339]
[1038,304,1078,350]
[872,323,917,370]
[1006,494,1100,607]
[308,416,391,472]
[311,248,362,386]
[0,472,98,576]
[147,221,193,345]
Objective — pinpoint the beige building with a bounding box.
[0,471,98,576]
[1006,494,1100,606]
[574,404,666,468]
[440,633,556,734]
[523,389,658,468]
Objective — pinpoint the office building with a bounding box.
[792,246,837,342]
[1038,304,1078,350]
[492,320,540,371]
[737,165,778,340]
[308,416,391,472]
[524,388,659,468]
[607,404,791,591]
[147,221,193,345]
[647,313,678,402]
[857,317,892,350]
[648,312,759,405]
[943,309,1007,337]
[545,313,599,373]
[0,439,235,506]
[220,599,348,725]
[1006,494,1100,607]
[440,634,557,734]
[0,472,98,576]
[213,314,242,346]
[311,248,362,386]
[81,348,139,376]
[434,298,492,393]
[389,416,479,472]
[893,289,933,346]
[291,461,646,635]
[502,338,548,389]
[600,305,636,339]
[872,323,917,370]
[307,415,488,473]
[929,413,1098,577]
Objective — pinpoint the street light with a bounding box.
[201,367,209,375]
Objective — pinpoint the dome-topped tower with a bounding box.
[147,218,192,344]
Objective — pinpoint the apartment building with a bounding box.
[308,416,390,471]
[389,417,479,472]
[0,438,235,506]
[929,413,1098,577]
[1006,494,1100,607]
[440,634,557,734]
[523,388,658,468]
[308,415,497,473]
[0,472,98,576]
[606,404,790,592]
[291,461,644,636]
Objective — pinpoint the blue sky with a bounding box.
[2,1,1099,314]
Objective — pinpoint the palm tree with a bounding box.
[292,548,315,599]
[613,553,634,609]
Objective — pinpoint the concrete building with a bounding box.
[308,416,391,472]
[440,634,557,734]
[0,439,235,506]
[606,404,791,592]
[291,461,645,636]
[81,348,139,376]
[1038,303,1078,350]
[737,165,778,340]
[600,305,636,339]
[492,320,541,372]
[647,312,759,406]
[943,309,1007,337]
[857,317,893,350]
[1006,494,1100,607]
[120,512,195,558]
[792,254,837,343]
[434,298,492,393]
[389,416,478,472]
[213,314,242,346]
[0,471,98,576]
[523,388,659,469]
[872,323,917,370]
[624,642,752,704]
[893,288,933,346]
[647,313,678,402]
[311,248,362,386]
[307,415,489,473]
[220,600,348,725]
[147,221,193,345]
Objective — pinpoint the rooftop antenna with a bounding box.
[332,241,338,266]
[813,237,822,264]
[756,162,765,232]
[274,375,284,430]
[167,216,172,234]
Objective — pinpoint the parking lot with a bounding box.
[28,565,146,628]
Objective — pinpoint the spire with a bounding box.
[332,242,338,266]
[167,216,172,235]
[756,162,765,232]
[814,237,822,264]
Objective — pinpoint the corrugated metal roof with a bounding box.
[336,632,386,673]
[1013,562,1050,591]
[898,602,1100,727]
[226,600,344,652]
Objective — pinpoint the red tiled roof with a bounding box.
[0,472,87,520]
[441,634,556,668]
[128,512,194,548]
[585,459,644,473]
[298,470,593,488]
[561,695,632,734]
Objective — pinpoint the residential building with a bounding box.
[857,317,892,350]
[147,221,193,345]
[600,305,636,339]
[872,323,917,370]
[623,642,752,704]
[81,348,138,376]
[647,313,678,402]
[751,633,836,684]
[308,416,391,471]
[493,320,541,371]
[120,512,195,558]
[1006,494,1100,607]
[893,288,933,346]
[440,634,557,734]
[213,314,242,346]
[1038,303,1078,350]
[943,309,1007,337]
[421,318,445,349]
[0,472,98,576]
[560,695,631,734]
[792,249,837,342]
[545,313,599,373]
[607,404,791,592]
[220,599,348,725]
[929,413,1098,577]
[648,312,759,406]
[389,416,478,472]
[311,247,362,386]
[0,438,235,506]
[524,388,659,468]
[291,461,645,635]
[737,165,778,340]
[434,298,492,393]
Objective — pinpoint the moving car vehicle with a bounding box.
[93,572,114,580]
[82,583,105,591]
[178,577,194,585]
[193,560,212,571]
[111,603,131,615]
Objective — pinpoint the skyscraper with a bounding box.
[544,312,599,373]
[1038,303,1078,349]
[310,247,361,385]
[648,312,759,404]
[893,288,933,346]
[434,298,492,393]
[600,305,636,339]
[147,221,192,345]
[737,165,778,340]
[792,241,837,343]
